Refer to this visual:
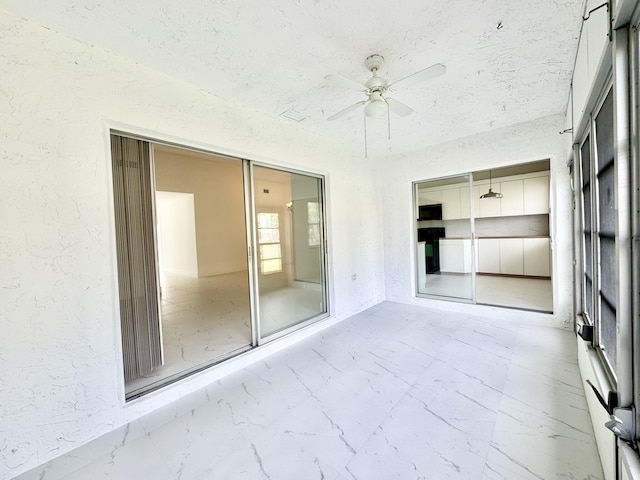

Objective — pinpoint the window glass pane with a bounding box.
[308,224,320,246]
[261,259,282,274]
[114,138,253,398]
[584,233,592,278]
[253,166,327,336]
[600,299,617,371]
[581,136,591,188]
[415,174,474,302]
[260,244,281,260]
[599,237,616,308]
[595,90,614,172]
[308,202,320,223]
[583,184,591,231]
[585,276,593,320]
[598,164,615,235]
[594,87,615,373]
[257,212,279,229]
[258,228,280,244]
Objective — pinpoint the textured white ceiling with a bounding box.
[3,0,585,156]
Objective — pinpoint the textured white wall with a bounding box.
[379,114,574,328]
[0,11,385,478]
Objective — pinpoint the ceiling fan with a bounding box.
[325,54,446,122]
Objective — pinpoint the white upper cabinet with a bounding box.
[523,176,549,215]
[459,186,471,219]
[500,180,524,216]
[475,184,502,218]
[441,188,461,220]
[418,188,442,206]
[420,172,548,219]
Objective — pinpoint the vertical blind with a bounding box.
[110,135,163,381]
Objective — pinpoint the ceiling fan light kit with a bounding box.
[364,91,388,118]
[325,53,446,155]
[325,54,445,121]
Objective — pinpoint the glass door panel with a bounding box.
[415,174,474,300]
[124,144,253,396]
[252,166,327,338]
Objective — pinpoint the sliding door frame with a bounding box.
[109,129,331,398]
[249,161,330,346]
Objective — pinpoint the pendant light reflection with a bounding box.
[480,169,503,199]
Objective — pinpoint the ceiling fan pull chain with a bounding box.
[387,102,391,140]
[364,115,368,158]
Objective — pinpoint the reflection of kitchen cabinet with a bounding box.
[441,188,461,220]
[523,238,551,276]
[418,189,442,206]
[477,238,500,273]
[524,176,549,214]
[500,180,524,216]
[477,237,550,277]
[440,239,472,273]
[499,238,524,275]
[475,184,502,218]
[459,187,470,219]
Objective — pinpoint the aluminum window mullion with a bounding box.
[613,26,633,408]
[630,19,640,442]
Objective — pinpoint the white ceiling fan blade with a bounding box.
[388,63,446,91]
[325,74,365,91]
[386,98,414,117]
[326,100,367,121]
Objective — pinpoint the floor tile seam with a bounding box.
[477,321,523,480]
[142,417,201,480]
[338,368,427,470]
[50,424,175,480]
[481,324,593,474]
[26,420,153,480]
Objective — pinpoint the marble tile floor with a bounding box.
[127,272,325,394]
[18,302,603,480]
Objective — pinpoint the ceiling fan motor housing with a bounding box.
[364,54,385,72]
[365,76,388,93]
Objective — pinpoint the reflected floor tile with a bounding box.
[476,276,552,312]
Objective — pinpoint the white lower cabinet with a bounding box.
[499,238,524,275]
[477,237,550,277]
[523,237,551,276]
[440,239,472,273]
[477,238,501,273]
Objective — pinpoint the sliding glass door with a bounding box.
[415,174,474,301]
[252,165,328,339]
[111,134,328,399]
[414,161,553,312]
